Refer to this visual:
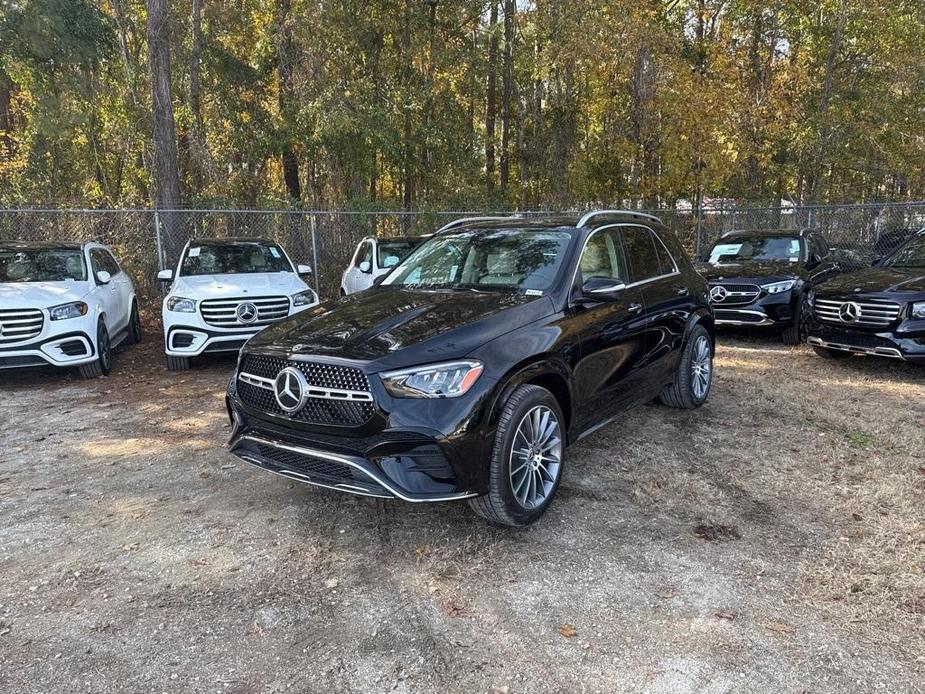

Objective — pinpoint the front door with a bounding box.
[570,226,649,433]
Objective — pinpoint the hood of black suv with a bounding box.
[815,266,925,297]
[244,286,554,368]
[695,259,804,284]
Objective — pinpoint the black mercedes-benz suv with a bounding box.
[226,211,714,526]
[698,229,838,344]
[807,231,925,363]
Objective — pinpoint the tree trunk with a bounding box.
[499,0,514,198]
[190,0,204,192]
[485,1,498,200]
[0,68,13,160]
[146,0,182,211]
[277,0,302,201]
[401,0,414,209]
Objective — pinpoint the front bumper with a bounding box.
[0,313,97,370]
[163,304,313,357]
[712,291,795,328]
[225,369,494,503]
[808,326,925,363]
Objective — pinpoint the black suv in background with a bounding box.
[697,229,838,344]
[808,231,925,363]
[226,211,714,526]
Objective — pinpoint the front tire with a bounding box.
[468,384,565,527]
[125,301,142,346]
[166,355,191,371]
[79,319,112,379]
[659,325,713,409]
[781,296,808,346]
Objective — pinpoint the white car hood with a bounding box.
[170,272,309,300]
[0,280,91,308]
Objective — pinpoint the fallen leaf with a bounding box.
[715,609,737,621]
[557,623,578,638]
[656,589,676,599]
[764,621,795,635]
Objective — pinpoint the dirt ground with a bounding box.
[1,329,923,694]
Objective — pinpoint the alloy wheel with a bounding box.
[509,405,562,510]
[690,335,712,400]
[99,327,111,371]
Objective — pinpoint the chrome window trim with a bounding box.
[569,223,680,301]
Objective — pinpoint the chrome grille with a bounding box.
[709,282,761,306]
[199,296,290,327]
[814,298,902,328]
[0,308,44,345]
[237,354,374,426]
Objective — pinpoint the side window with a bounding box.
[355,242,373,269]
[103,251,121,276]
[579,229,628,283]
[650,231,677,275]
[621,227,663,283]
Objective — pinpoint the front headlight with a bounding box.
[762,280,796,294]
[166,296,196,312]
[292,289,317,307]
[911,301,925,319]
[48,301,89,321]
[380,360,484,398]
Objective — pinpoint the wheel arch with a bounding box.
[685,308,715,351]
[487,358,574,437]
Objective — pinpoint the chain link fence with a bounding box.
[1,203,924,306]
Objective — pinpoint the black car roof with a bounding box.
[0,240,84,251]
[379,235,427,243]
[720,228,807,239]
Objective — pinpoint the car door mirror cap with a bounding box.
[96,270,112,285]
[297,264,312,275]
[359,260,372,273]
[157,269,174,282]
[581,277,627,301]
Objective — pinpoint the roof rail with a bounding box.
[576,209,661,228]
[434,215,520,234]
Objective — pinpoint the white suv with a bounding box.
[340,236,424,295]
[0,241,141,378]
[159,238,318,371]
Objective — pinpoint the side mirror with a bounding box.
[359,260,372,274]
[581,277,626,301]
[157,268,174,282]
[297,264,312,275]
[96,270,112,285]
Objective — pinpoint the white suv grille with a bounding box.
[0,308,44,345]
[814,298,902,328]
[199,296,290,328]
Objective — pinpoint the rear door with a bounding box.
[620,225,691,388]
[571,226,649,432]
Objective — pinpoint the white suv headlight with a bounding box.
[911,301,925,319]
[166,296,196,312]
[49,301,89,321]
[762,280,796,294]
[292,289,317,307]
[380,360,484,398]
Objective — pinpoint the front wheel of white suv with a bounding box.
[79,318,112,379]
[166,355,191,371]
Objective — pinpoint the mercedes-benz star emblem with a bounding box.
[709,286,728,303]
[274,367,309,414]
[838,301,861,323]
[236,302,258,325]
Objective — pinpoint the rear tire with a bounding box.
[812,345,850,360]
[166,355,191,371]
[659,325,713,409]
[125,301,142,345]
[468,384,565,527]
[79,319,112,379]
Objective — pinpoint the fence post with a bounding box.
[309,212,320,297]
[153,209,166,270]
[694,202,703,259]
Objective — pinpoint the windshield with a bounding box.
[382,228,572,292]
[884,236,925,268]
[708,236,802,264]
[377,240,417,269]
[180,242,292,276]
[0,248,87,282]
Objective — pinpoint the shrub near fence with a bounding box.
[1,203,924,306]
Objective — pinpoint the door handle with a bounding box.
[675,287,689,296]
[628,303,643,314]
